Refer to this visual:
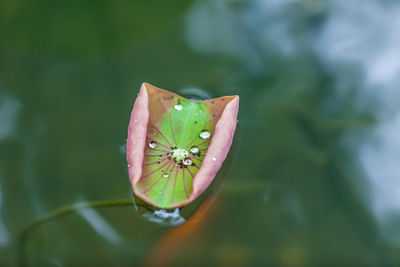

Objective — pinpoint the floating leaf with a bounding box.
[127,83,239,209]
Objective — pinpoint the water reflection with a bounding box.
[0,177,9,247]
[0,93,20,247]
[358,115,400,243]
[184,0,319,73]
[316,0,400,243]
[142,209,186,227]
[0,94,20,141]
[187,0,400,246]
[77,204,123,244]
[178,87,212,100]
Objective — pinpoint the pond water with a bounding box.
[1,0,400,266]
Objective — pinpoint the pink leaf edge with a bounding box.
[126,82,239,208]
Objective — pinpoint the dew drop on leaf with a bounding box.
[190,146,200,154]
[174,103,183,111]
[149,141,157,149]
[199,130,211,139]
[183,158,193,166]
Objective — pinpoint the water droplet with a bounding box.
[190,146,200,154]
[212,157,217,161]
[127,164,131,168]
[174,104,183,111]
[163,173,169,178]
[149,141,157,149]
[183,158,192,166]
[199,130,211,139]
[171,148,189,161]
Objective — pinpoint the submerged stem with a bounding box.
[17,198,136,266]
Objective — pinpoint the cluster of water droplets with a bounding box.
[140,97,214,171]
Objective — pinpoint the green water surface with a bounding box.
[1,0,400,266]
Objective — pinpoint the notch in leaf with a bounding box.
[127,83,239,209]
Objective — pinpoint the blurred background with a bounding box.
[1,0,400,266]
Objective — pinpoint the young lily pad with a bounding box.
[127,83,239,209]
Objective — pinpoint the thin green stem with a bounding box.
[17,198,137,267]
